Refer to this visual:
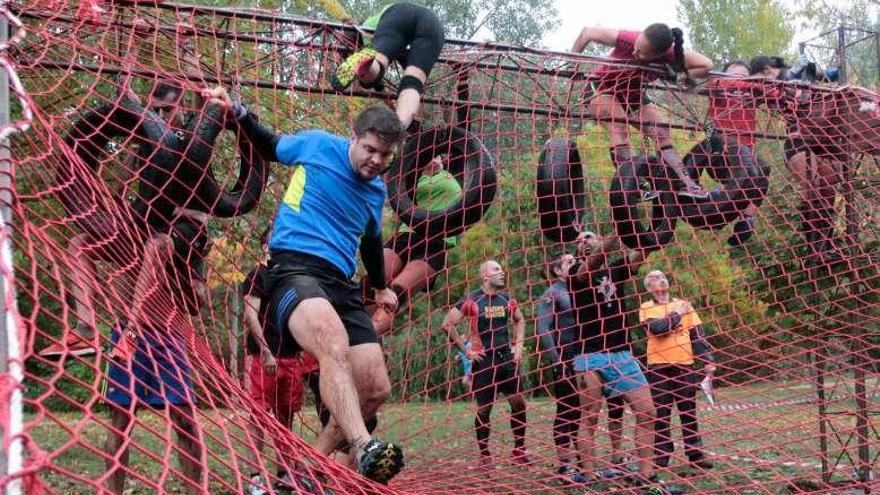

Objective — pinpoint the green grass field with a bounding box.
[25,378,879,494]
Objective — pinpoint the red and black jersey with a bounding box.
[592,30,675,109]
[455,289,519,353]
[707,79,761,146]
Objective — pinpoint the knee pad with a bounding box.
[398,75,424,95]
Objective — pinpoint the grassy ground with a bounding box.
[25,378,879,495]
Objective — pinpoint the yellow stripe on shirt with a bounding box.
[283,166,307,212]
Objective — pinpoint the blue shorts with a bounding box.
[573,350,648,398]
[104,326,195,407]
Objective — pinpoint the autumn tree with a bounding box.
[677,0,795,67]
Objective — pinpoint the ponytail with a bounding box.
[671,27,692,84]
[671,28,685,73]
[644,23,690,83]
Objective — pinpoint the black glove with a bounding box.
[230,100,249,120]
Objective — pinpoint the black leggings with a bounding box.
[551,376,580,451]
[372,3,445,75]
[552,374,625,452]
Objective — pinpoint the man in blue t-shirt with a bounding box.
[203,86,405,484]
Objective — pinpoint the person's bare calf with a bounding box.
[170,405,205,494]
[315,342,391,455]
[396,66,428,130]
[288,299,372,454]
[622,386,657,479]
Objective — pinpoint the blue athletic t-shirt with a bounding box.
[268,130,386,278]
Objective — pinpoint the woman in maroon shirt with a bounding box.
[571,24,713,199]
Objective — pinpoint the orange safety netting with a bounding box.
[3,1,879,494]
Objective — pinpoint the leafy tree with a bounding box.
[676,0,795,67]
[791,0,880,86]
[337,0,560,47]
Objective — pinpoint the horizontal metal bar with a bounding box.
[25,58,793,141]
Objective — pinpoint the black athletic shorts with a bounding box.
[268,251,379,355]
[472,348,523,405]
[783,136,846,162]
[386,230,447,272]
[588,81,654,115]
[372,3,445,76]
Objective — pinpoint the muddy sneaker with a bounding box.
[728,214,756,246]
[246,473,269,495]
[331,47,379,91]
[356,439,404,484]
[511,448,534,465]
[557,464,588,484]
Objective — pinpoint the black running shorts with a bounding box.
[471,349,523,405]
[268,251,379,355]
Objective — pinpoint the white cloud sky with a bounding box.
[542,0,683,52]
[540,0,871,55]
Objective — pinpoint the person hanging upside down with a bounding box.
[204,86,405,484]
[371,154,463,335]
[571,23,713,199]
[331,2,445,131]
[440,260,530,470]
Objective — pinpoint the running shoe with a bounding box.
[728,214,756,246]
[677,183,710,199]
[557,464,588,484]
[356,439,404,484]
[246,474,269,495]
[331,47,379,91]
[630,474,674,495]
[511,448,534,465]
[477,454,494,471]
[640,179,660,201]
[688,455,714,470]
[597,466,626,479]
